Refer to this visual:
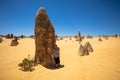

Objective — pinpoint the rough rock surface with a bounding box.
[84,42,93,52]
[79,44,89,56]
[10,37,19,46]
[78,31,82,43]
[0,37,3,43]
[34,7,56,67]
[79,42,93,56]
[79,44,85,56]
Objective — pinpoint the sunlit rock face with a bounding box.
[34,7,56,67]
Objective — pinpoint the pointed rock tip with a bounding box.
[36,7,46,15]
[39,7,45,10]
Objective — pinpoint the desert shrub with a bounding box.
[18,58,34,71]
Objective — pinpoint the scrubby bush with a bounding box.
[18,58,34,71]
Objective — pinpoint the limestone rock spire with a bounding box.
[34,7,56,67]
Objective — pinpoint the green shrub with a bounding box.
[18,58,34,71]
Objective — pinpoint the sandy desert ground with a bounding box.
[0,37,120,80]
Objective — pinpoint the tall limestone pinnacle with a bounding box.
[34,7,56,67]
[78,31,82,44]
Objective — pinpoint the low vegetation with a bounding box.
[18,56,34,71]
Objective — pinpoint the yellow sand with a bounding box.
[0,37,120,80]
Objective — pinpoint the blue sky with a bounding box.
[0,0,120,36]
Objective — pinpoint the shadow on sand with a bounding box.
[19,68,35,72]
[19,64,65,72]
[44,65,65,70]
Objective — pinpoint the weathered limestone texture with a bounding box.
[34,7,56,67]
[78,31,82,43]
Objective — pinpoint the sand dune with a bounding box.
[0,37,120,80]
